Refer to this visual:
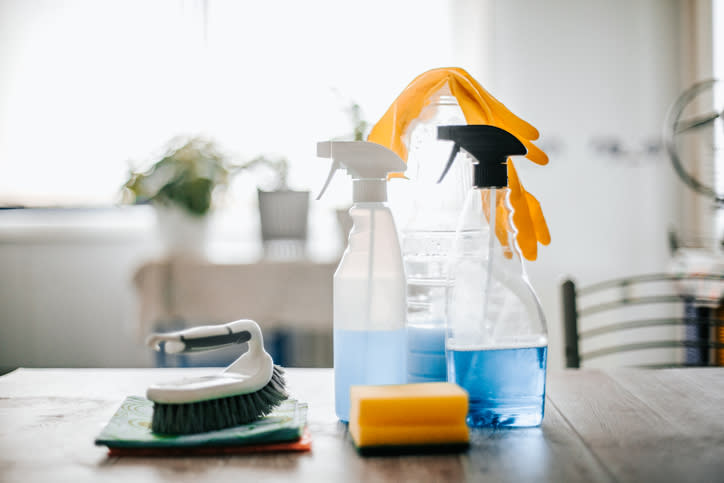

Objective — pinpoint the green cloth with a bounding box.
[95,396,306,449]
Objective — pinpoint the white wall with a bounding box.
[485,0,684,368]
[0,208,159,367]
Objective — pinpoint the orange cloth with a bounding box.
[368,67,550,260]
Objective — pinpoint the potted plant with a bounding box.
[121,136,231,257]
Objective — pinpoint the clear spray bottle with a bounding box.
[402,89,470,383]
[437,125,548,428]
[316,141,408,422]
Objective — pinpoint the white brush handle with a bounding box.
[146,319,274,404]
[146,319,256,354]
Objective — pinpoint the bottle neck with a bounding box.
[472,186,520,262]
[403,95,470,227]
[353,179,387,203]
[407,95,467,186]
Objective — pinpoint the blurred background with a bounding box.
[1,0,723,371]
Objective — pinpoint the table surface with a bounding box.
[1,368,723,483]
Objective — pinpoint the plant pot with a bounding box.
[153,202,209,258]
[257,189,309,258]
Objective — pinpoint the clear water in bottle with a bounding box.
[406,322,446,382]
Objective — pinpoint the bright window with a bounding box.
[0,0,461,207]
[714,0,724,197]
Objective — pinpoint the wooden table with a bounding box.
[1,368,723,482]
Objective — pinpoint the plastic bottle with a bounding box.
[437,125,548,428]
[316,140,408,422]
[402,90,471,383]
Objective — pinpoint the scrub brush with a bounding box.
[145,319,288,435]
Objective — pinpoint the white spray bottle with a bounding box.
[316,141,407,422]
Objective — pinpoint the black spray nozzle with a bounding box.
[437,125,527,188]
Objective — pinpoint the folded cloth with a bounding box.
[95,396,309,455]
[106,429,312,457]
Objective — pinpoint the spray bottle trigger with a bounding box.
[316,158,339,200]
[437,143,461,184]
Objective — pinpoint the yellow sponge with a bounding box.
[349,383,469,455]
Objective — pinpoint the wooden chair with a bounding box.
[561,273,724,368]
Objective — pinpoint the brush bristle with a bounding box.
[151,365,288,435]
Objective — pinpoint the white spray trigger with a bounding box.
[315,141,406,201]
[316,157,339,200]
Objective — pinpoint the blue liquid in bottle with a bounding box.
[334,328,407,422]
[407,324,446,382]
[447,345,547,428]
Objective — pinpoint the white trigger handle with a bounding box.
[316,142,339,200]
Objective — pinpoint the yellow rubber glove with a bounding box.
[367,67,550,261]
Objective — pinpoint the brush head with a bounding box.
[150,365,288,435]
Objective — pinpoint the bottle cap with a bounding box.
[437,125,527,188]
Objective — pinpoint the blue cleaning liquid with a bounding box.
[407,324,446,383]
[448,345,547,428]
[334,328,407,422]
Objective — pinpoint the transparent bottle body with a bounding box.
[334,203,406,421]
[403,94,471,383]
[446,187,548,428]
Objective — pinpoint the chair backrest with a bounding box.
[561,274,724,368]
